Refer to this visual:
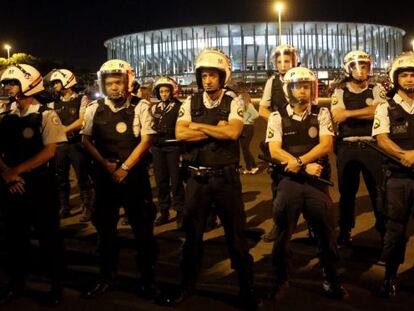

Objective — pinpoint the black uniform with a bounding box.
[52,94,93,217]
[0,102,65,294]
[267,105,341,290]
[151,97,185,223]
[332,84,386,239]
[377,97,414,277]
[82,98,157,285]
[179,92,256,298]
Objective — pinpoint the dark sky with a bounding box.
[1,0,412,71]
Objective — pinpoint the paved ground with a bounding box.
[1,116,414,310]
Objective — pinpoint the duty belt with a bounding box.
[187,164,238,178]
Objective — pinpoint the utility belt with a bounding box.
[187,164,239,182]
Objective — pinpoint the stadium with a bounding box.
[104,21,405,86]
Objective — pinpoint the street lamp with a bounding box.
[4,44,11,59]
[411,39,414,52]
[274,2,284,44]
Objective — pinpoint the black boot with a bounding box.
[0,281,25,305]
[155,285,195,306]
[41,283,63,306]
[238,267,261,311]
[263,224,277,242]
[379,265,398,298]
[82,279,114,299]
[337,229,352,248]
[322,280,349,300]
[155,211,170,226]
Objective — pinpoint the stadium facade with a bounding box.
[104,22,405,84]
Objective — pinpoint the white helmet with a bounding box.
[97,59,135,96]
[195,48,231,89]
[271,44,299,70]
[153,76,178,100]
[389,52,414,87]
[50,69,77,89]
[343,50,373,78]
[0,64,44,96]
[283,67,318,105]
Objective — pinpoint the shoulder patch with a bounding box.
[379,89,387,99]
[237,107,244,118]
[373,117,381,129]
[178,106,185,118]
[331,96,338,105]
[267,128,274,139]
[52,115,61,125]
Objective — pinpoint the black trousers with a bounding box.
[181,171,254,289]
[380,177,414,273]
[151,145,185,215]
[240,125,257,171]
[336,141,385,233]
[55,142,93,210]
[91,165,157,282]
[272,177,339,283]
[2,171,64,286]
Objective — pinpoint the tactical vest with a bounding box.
[280,105,331,179]
[152,98,182,143]
[270,74,288,112]
[183,93,239,168]
[54,94,82,142]
[337,86,375,138]
[92,99,140,162]
[0,105,48,171]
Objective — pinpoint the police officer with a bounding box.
[151,76,185,228]
[48,69,94,221]
[0,64,66,305]
[331,51,386,247]
[259,44,299,119]
[157,48,259,310]
[259,44,299,242]
[81,59,157,299]
[266,67,348,300]
[372,52,414,297]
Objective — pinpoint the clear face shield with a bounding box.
[288,81,317,105]
[99,73,129,105]
[349,61,372,82]
[275,53,294,75]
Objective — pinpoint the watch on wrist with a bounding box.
[296,157,304,167]
[121,163,130,171]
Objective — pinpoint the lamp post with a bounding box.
[4,44,11,59]
[274,2,284,44]
[411,39,414,52]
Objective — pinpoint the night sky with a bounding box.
[1,0,412,72]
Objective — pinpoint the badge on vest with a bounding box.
[52,116,61,125]
[373,117,381,129]
[115,122,128,133]
[178,107,185,118]
[308,126,318,138]
[22,127,34,139]
[237,107,244,118]
[366,98,373,105]
[70,107,77,115]
[267,128,274,139]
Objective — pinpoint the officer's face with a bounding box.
[159,86,171,101]
[2,80,20,97]
[201,69,221,93]
[104,74,127,98]
[351,62,370,81]
[291,82,312,103]
[52,81,63,93]
[276,54,293,74]
[398,71,414,93]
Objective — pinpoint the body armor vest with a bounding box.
[183,93,239,168]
